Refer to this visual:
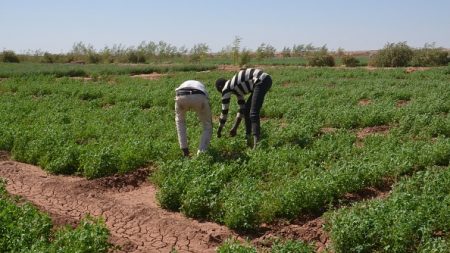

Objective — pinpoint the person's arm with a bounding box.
[229,94,245,137]
[217,91,231,138]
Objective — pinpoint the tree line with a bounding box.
[1,39,448,67]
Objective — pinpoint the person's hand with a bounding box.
[229,128,237,137]
[217,126,223,138]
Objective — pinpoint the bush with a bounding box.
[239,49,251,67]
[256,43,276,60]
[42,52,55,63]
[370,42,413,67]
[411,44,449,66]
[306,49,335,67]
[127,51,146,63]
[1,50,20,63]
[341,54,360,67]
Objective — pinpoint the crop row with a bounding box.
[0,62,216,78]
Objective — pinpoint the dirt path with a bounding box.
[0,159,235,253]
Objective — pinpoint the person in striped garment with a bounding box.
[215,68,272,148]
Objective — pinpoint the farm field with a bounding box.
[0,63,449,252]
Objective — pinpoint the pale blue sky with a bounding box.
[1,0,449,53]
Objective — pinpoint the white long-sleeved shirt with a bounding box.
[176,80,209,98]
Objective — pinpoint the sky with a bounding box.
[1,0,449,53]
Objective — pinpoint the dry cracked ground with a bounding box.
[0,150,389,252]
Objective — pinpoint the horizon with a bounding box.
[1,0,450,54]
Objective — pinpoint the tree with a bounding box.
[256,43,276,60]
[281,47,291,58]
[189,43,210,62]
[1,50,20,63]
[232,36,242,65]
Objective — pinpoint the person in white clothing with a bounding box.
[175,80,212,157]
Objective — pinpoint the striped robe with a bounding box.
[219,68,269,127]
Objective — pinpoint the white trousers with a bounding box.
[175,94,212,153]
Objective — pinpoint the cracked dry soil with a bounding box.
[0,159,235,253]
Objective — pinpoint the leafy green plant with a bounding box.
[326,166,450,253]
[0,181,111,252]
[217,239,258,253]
[271,239,315,253]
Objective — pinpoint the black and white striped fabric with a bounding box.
[219,68,269,126]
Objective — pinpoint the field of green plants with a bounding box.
[0,180,110,252]
[0,63,449,251]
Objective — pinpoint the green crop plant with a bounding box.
[0,180,111,252]
[326,166,450,253]
[0,63,449,248]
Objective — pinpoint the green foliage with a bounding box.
[326,166,450,253]
[281,47,292,57]
[370,41,414,67]
[256,43,276,60]
[306,48,335,67]
[216,238,314,253]
[189,43,210,63]
[341,54,360,67]
[0,62,216,78]
[1,63,450,249]
[0,181,110,252]
[1,50,20,63]
[48,216,110,253]
[239,49,251,67]
[232,36,242,65]
[217,239,258,253]
[271,239,315,253]
[411,43,449,67]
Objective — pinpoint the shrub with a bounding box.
[256,43,276,60]
[42,52,55,63]
[411,43,449,66]
[127,51,146,63]
[1,50,20,63]
[239,49,251,67]
[87,52,102,64]
[370,42,413,67]
[306,49,335,67]
[281,47,291,57]
[341,54,360,67]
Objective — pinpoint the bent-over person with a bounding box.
[215,68,272,149]
[175,80,212,157]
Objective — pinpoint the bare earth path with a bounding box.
[0,159,235,253]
